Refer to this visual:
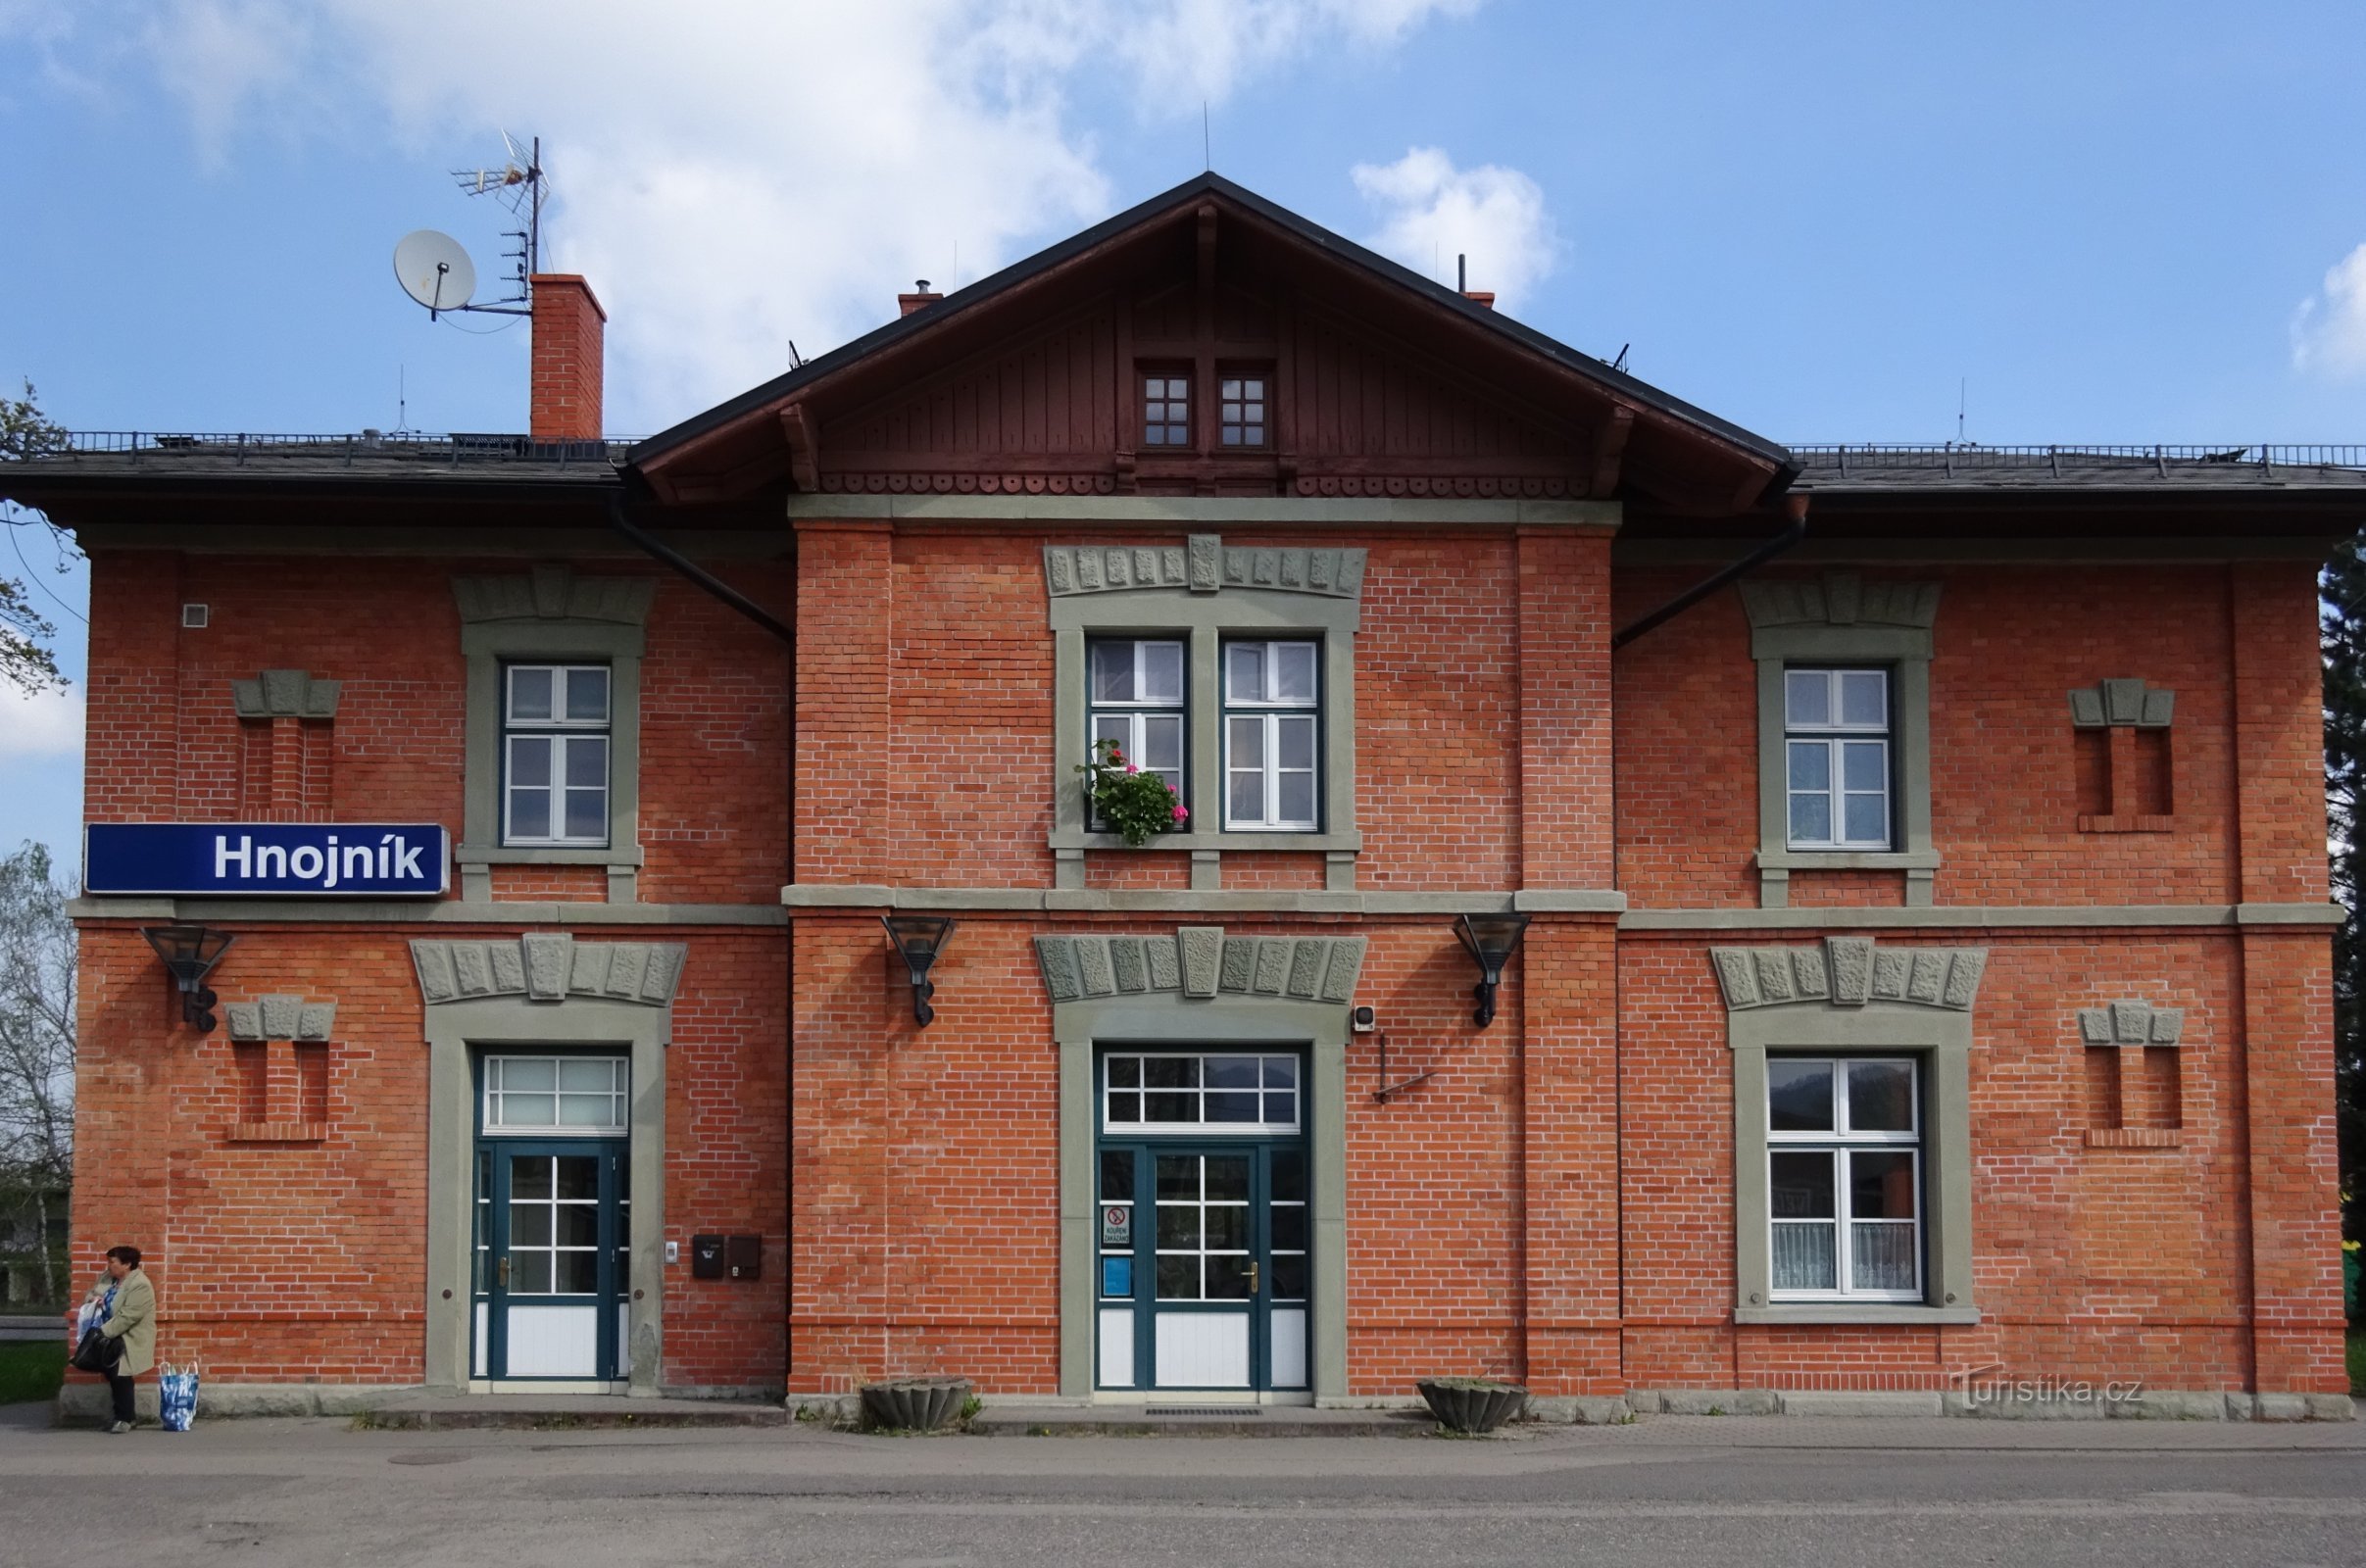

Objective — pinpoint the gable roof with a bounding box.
[628,172,1795,515]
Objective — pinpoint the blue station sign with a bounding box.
[84,823,451,898]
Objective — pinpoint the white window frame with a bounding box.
[1221,640,1320,832]
[479,1054,630,1138]
[502,662,613,849]
[1086,637,1188,828]
[1784,667,1892,851]
[1765,1055,1923,1302]
[1102,1051,1302,1136]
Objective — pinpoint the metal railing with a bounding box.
[37,431,644,466]
[1788,443,2366,472]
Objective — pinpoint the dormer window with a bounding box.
[1141,374,1191,447]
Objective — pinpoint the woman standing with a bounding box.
[92,1247,155,1433]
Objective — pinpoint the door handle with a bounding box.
[497,1256,511,1290]
[1246,1261,1259,1296]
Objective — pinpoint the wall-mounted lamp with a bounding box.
[139,924,237,1032]
[1454,912,1530,1028]
[880,914,956,1026]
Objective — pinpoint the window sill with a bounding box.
[1049,829,1362,854]
[2084,1127,2183,1149]
[2077,814,2174,834]
[227,1121,327,1145]
[457,845,646,867]
[1755,848,1941,871]
[1734,1303,1979,1326]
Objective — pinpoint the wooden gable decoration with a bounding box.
[633,175,1790,517]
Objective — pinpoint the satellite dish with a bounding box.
[393,229,477,315]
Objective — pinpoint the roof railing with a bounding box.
[1788,443,2366,469]
[37,431,643,466]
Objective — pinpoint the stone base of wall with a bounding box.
[1606,1389,2356,1422]
[56,1382,424,1424]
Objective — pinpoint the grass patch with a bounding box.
[0,1341,67,1405]
[2347,1328,2364,1397]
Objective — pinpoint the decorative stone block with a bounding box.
[1825,937,1875,1005]
[294,1004,335,1042]
[1318,939,1366,1004]
[1145,938,1182,992]
[1253,940,1291,995]
[1187,535,1221,593]
[410,938,687,1008]
[1075,939,1115,997]
[1179,928,1224,998]
[1219,939,1257,993]
[1109,937,1147,994]
[2068,677,2175,729]
[1036,938,1083,1003]
[2075,998,2184,1048]
[224,1003,263,1040]
[521,933,573,1002]
[1285,941,1324,999]
[1710,938,1988,1014]
[230,668,341,719]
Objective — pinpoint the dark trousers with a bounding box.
[105,1370,134,1424]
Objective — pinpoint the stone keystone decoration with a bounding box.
[1034,926,1365,1007]
[224,996,337,1042]
[410,933,687,1007]
[230,669,341,719]
[1710,936,1987,1013]
[452,563,655,626]
[2067,677,2175,729]
[1738,571,1939,632]
[1043,536,1365,601]
[2076,999,2185,1047]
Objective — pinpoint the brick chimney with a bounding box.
[529,273,606,441]
[897,279,943,318]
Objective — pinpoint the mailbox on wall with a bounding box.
[690,1235,725,1279]
[726,1235,762,1280]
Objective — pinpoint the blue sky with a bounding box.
[5,0,2366,870]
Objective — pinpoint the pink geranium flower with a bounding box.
[1171,805,1189,821]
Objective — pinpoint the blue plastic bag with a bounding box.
[158,1364,199,1433]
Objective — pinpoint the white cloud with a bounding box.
[2292,243,2366,379]
[1351,145,1557,313]
[24,1,1486,431]
[0,683,82,760]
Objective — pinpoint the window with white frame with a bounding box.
[1785,667,1891,850]
[1766,1056,1921,1299]
[1104,1053,1300,1133]
[1087,638,1186,826]
[1223,640,1319,831]
[480,1054,629,1136]
[503,663,611,847]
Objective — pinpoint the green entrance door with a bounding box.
[471,1054,632,1383]
[1094,1052,1308,1393]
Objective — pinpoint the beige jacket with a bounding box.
[99,1268,157,1377]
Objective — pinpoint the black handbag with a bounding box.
[70,1326,122,1375]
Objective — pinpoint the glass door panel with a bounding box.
[479,1142,625,1381]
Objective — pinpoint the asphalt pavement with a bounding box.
[0,1405,2359,1567]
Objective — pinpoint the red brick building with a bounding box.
[21,175,2357,1419]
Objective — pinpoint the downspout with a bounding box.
[606,491,795,646]
[1610,493,1810,650]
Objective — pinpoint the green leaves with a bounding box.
[0,379,73,697]
[1076,737,1187,848]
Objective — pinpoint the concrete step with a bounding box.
[968,1404,1444,1438]
[361,1395,788,1431]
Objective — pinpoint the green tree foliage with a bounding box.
[0,843,74,1302]
[0,380,73,696]
[2322,535,2366,1264]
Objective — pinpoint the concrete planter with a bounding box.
[1416,1377,1528,1434]
[860,1376,973,1432]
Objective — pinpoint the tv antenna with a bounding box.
[390,132,545,320]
